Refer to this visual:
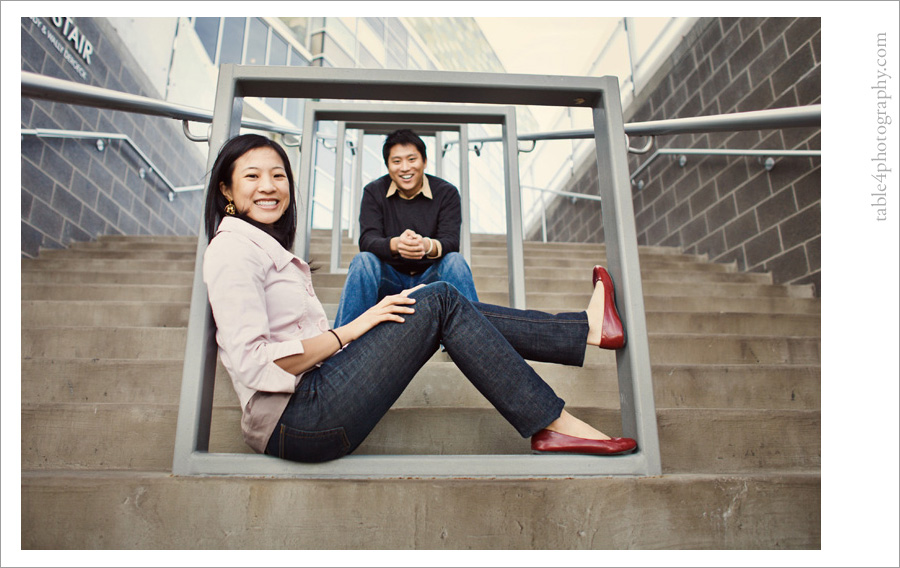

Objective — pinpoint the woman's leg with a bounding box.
[471,302,588,367]
[267,282,567,462]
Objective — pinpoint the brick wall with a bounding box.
[528,17,821,296]
[20,17,207,258]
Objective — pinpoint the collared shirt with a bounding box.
[385,175,433,200]
[203,216,331,453]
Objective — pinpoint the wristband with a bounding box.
[328,329,344,350]
[425,238,435,257]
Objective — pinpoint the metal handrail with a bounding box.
[449,104,821,146]
[21,71,302,138]
[629,147,822,185]
[522,184,603,203]
[21,127,203,200]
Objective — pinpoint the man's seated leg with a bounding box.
[334,252,383,327]
[426,252,479,302]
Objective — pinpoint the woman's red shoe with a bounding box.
[592,265,626,349]
[531,429,637,455]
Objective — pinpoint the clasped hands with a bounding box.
[392,229,433,259]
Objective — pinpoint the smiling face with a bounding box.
[387,143,427,196]
[220,146,291,225]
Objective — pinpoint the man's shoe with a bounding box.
[592,266,626,349]
[531,429,637,455]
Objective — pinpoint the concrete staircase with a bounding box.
[21,231,820,549]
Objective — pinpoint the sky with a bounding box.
[475,17,613,76]
[474,17,620,130]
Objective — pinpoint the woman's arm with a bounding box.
[273,285,424,375]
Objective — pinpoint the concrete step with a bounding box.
[21,300,821,337]
[20,471,821,548]
[22,285,191,303]
[19,281,819,312]
[303,267,775,287]
[21,257,776,288]
[308,285,821,313]
[22,258,197,273]
[73,239,199,252]
[312,254,734,271]
[22,301,190,327]
[20,269,195,286]
[311,244,711,264]
[16,271,806,301]
[315,291,820,315]
[22,326,821,365]
[30,248,726,274]
[17,269,784,297]
[37,248,197,261]
[495,277,811,298]
[21,358,821,411]
[95,234,197,245]
[21,402,820,473]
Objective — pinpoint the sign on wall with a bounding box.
[29,17,96,81]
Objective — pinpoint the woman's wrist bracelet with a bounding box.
[328,329,344,350]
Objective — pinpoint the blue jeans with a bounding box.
[334,251,479,327]
[265,282,587,463]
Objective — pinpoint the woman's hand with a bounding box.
[339,284,426,342]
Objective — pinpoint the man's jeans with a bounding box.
[334,251,479,327]
[265,282,587,463]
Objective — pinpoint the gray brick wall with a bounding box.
[528,17,821,296]
[20,17,207,258]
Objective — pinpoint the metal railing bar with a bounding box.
[21,127,199,200]
[21,71,302,137]
[521,184,604,203]
[626,104,821,136]
[182,120,209,143]
[446,104,821,146]
[629,147,822,182]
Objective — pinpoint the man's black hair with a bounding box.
[382,129,427,165]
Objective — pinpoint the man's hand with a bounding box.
[392,229,431,259]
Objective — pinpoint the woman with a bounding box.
[203,134,636,463]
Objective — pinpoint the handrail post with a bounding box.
[350,129,365,242]
[296,100,317,261]
[330,122,347,273]
[173,63,243,474]
[501,108,526,310]
[591,78,661,475]
[459,125,472,267]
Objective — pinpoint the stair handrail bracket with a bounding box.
[174,65,661,477]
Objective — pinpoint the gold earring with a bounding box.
[225,200,236,216]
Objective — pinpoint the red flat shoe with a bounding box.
[592,265,626,349]
[531,429,637,456]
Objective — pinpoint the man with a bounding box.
[334,129,479,327]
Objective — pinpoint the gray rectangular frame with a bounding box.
[301,102,487,274]
[173,65,661,477]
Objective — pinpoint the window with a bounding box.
[358,18,385,65]
[245,17,268,65]
[266,33,289,113]
[194,17,220,63]
[290,48,309,67]
[285,49,309,126]
[219,18,246,65]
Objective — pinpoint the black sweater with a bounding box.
[358,174,461,275]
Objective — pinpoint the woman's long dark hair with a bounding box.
[204,134,298,251]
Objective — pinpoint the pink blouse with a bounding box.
[203,217,332,453]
